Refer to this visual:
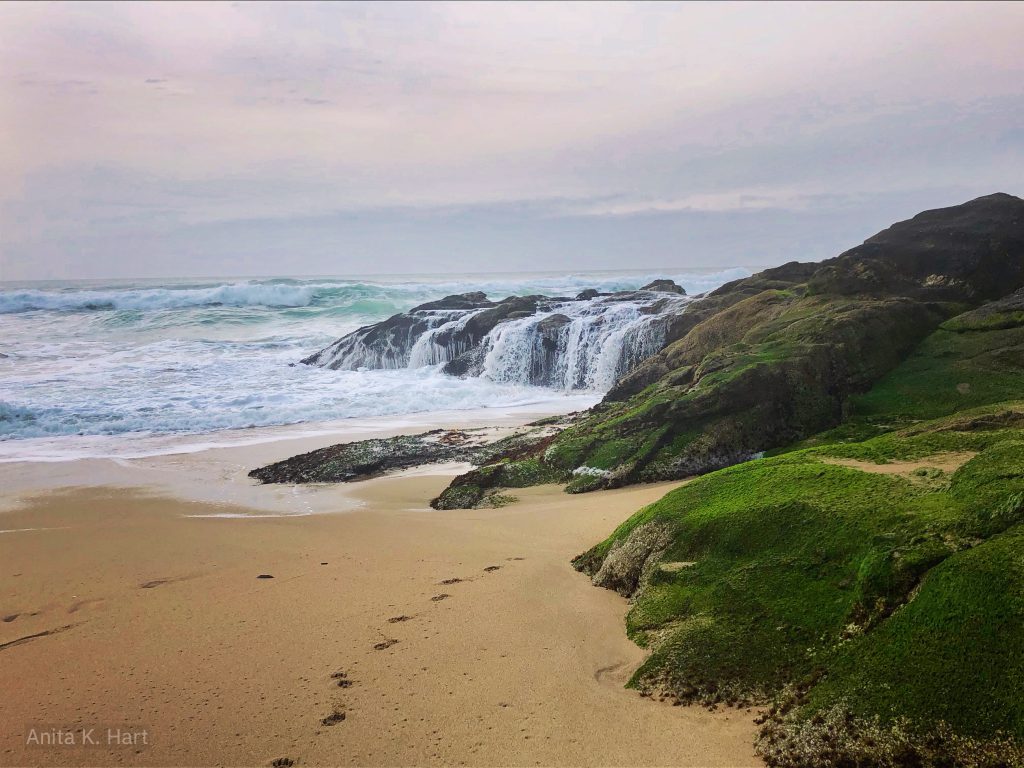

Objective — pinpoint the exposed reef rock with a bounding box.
[302,281,690,391]
[574,520,674,597]
[249,417,575,487]
[640,279,686,294]
[429,193,1024,505]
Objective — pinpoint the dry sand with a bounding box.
[0,431,760,767]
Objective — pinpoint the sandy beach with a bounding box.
[0,419,760,767]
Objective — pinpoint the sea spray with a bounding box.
[0,270,748,452]
[308,289,692,391]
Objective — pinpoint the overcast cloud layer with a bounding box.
[1,1,1022,280]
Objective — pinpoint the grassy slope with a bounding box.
[576,305,1024,763]
[852,308,1024,422]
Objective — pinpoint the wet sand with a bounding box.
[0,433,760,766]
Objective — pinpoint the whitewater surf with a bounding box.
[0,269,747,458]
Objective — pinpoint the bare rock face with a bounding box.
[249,418,576,486]
[808,192,1024,301]
[579,521,675,598]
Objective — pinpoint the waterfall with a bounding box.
[305,288,692,392]
[479,298,684,391]
[407,309,487,367]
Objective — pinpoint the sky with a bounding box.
[1,1,1022,281]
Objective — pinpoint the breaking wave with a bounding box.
[0,268,749,453]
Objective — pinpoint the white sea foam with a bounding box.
[0,283,318,313]
[0,269,749,458]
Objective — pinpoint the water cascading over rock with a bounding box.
[302,281,690,391]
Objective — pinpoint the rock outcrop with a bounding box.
[430,193,1024,504]
[249,418,575,487]
[302,281,690,391]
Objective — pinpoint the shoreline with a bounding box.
[0,401,596,516]
[0,415,761,766]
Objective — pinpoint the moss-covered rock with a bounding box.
[576,410,1024,758]
[428,195,1024,507]
[249,421,570,485]
[429,457,568,509]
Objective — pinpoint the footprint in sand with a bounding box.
[387,615,412,623]
[330,671,353,688]
[140,575,196,589]
[483,565,501,572]
[271,758,293,767]
[438,577,464,585]
[67,597,105,614]
[373,638,399,650]
[431,594,450,602]
[506,557,525,561]
[321,710,346,726]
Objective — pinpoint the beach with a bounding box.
[0,417,760,767]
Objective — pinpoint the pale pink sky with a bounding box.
[1,1,1022,279]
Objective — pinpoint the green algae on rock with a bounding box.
[431,193,1024,506]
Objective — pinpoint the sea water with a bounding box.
[0,269,747,460]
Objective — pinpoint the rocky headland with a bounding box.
[256,193,1024,766]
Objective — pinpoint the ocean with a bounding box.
[0,269,748,461]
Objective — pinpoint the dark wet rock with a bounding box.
[440,345,488,378]
[250,430,466,484]
[249,422,569,485]
[414,291,492,311]
[429,457,567,510]
[304,280,692,388]
[641,279,686,294]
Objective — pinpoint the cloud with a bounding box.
[0,1,1022,279]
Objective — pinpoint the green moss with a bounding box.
[577,408,1024,746]
[850,324,1024,421]
[803,525,1024,738]
[492,458,565,487]
[430,484,486,510]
